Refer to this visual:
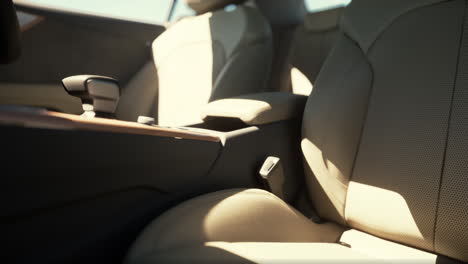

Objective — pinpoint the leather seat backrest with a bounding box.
[153,0,272,126]
[289,7,344,95]
[302,0,468,261]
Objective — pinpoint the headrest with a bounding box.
[255,0,306,25]
[0,0,21,64]
[304,7,344,32]
[185,0,246,14]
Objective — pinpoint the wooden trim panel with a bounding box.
[0,109,220,142]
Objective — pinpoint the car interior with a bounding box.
[2,0,468,263]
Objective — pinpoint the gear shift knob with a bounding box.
[62,75,120,118]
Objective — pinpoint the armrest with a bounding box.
[201,92,308,125]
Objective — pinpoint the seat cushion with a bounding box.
[136,242,380,264]
[126,189,446,263]
[125,189,344,263]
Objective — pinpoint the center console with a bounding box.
[1,84,306,263]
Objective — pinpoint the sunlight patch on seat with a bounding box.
[346,182,425,245]
[291,67,313,96]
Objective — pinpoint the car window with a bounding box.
[304,0,351,13]
[169,0,196,22]
[13,0,173,25]
[168,1,241,22]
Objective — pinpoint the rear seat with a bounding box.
[289,7,344,95]
[256,0,346,96]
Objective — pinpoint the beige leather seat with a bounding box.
[126,0,468,262]
[153,0,272,126]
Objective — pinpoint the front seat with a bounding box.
[125,0,468,262]
[152,0,272,126]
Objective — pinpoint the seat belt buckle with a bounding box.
[259,156,286,200]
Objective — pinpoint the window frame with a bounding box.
[13,0,177,25]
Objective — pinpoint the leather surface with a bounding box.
[126,189,445,263]
[115,62,159,122]
[340,229,438,262]
[346,0,463,252]
[154,5,272,126]
[127,189,343,251]
[255,0,306,25]
[289,8,343,95]
[125,189,344,263]
[304,7,344,32]
[435,1,468,260]
[342,0,445,53]
[201,92,307,125]
[137,242,380,263]
[128,0,468,262]
[302,33,373,225]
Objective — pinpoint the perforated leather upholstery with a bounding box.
[127,0,468,262]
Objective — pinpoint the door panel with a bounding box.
[1,5,165,84]
[0,4,167,117]
[0,83,82,113]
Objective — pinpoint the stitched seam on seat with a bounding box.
[337,32,375,226]
[432,0,468,253]
[342,2,461,246]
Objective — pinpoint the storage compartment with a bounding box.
[189,117,250,132]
